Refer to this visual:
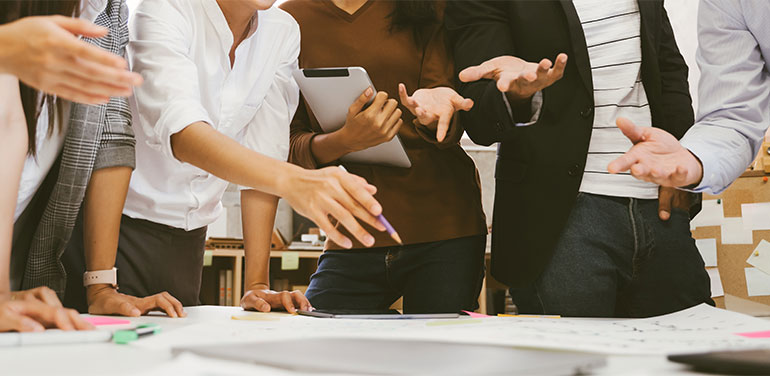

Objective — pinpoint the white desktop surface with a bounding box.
[0,306,731,376]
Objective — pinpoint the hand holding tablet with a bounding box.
[293,67,411,168]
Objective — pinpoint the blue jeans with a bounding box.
[510,193,713,318]
[306,235,487,314]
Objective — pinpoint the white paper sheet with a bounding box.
[746,267,770,297]
[696,238,718,267]
[747,240,770,276]
[138,353,339,376]
[742,203,770,231]
[721,217,754,245]
[134,304,770,356]
[691,200,725,230]
[707,268,725,298]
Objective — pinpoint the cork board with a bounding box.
[692,172,770,308]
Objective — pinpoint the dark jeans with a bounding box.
[63,214,207,312]
[510,193,713,318]
[306,235,487,314]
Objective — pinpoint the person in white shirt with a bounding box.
[64,0,386,312]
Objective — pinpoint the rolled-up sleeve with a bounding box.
[95,0,135,171]
[681,0,770,195]
[127,0,212,163]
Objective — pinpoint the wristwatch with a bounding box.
[83,267,118,288]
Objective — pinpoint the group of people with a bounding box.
[0,0,767,333]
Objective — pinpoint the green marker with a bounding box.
[113,323,161,345]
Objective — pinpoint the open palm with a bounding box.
[608,118,703,187]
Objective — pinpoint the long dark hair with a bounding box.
[0,0,81,156]
[388,0,439,47]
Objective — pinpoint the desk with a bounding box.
[0,306,730,376]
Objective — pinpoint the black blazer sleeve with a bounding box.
[446,1,523,146]
[656,3,694,139]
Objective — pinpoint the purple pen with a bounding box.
[377,214,402,245]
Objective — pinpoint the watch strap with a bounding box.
[83,267,118,288]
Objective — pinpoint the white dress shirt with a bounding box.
[14,0,107,221]
[124,0,300,230]
[680,0,770,195]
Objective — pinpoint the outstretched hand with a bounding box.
[458,54,568,101]
[0,15,143,104]
[607,117,703,187]
[398,84,473,142]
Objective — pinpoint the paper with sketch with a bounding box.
[696,238,718,267]
[134,304,770,356]
[742,203,770,231]
[691,200,724,229]
[747,240,770,275]
[707,268,724,298]
[722,217,754,245]
[746,267,770,297]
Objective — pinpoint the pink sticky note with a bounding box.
[83,316,132,326]
[736,330,770,339]
[462,310,491,318]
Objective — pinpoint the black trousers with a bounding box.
[305,235,487,314]
[63,213,207,312]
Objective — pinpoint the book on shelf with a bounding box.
[225,269,233,306]
[218,270,226,306]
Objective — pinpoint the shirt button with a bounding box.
[568,164,582,177]
[580,106,594,118]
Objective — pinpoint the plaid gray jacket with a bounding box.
[21,0,135,295]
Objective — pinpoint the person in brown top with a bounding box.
[281,0,487,314]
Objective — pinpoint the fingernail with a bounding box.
[364,235,375,247]
[131,308,140,316]
[341,239,353,249]
[371,204,382,214]
[22,319,42,332]
[366,87,373,96]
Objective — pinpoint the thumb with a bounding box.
[51,15,108,38]
[616,117,646,144]
[0,309,44,332]
[658,188,673,221]
[451,94,474,112]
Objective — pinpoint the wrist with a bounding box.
[687,149,704,187]
[274,163,304,198]
[328,128,360,153]
[246,283,270,291]
[86,284,116,303]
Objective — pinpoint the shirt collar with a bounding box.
[80,0,109,23]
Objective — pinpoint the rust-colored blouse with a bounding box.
[281,0,487,249]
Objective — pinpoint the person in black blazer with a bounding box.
[446,0,713,317]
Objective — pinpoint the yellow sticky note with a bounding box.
[203,250,213,267]
[425,319,482,327]
[281,251,299,270]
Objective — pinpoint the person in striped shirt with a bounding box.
[449,0,712,317]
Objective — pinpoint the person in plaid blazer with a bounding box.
[6,0,184,329]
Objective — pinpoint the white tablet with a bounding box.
[292,67,411,168]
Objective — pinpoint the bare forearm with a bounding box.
[241,189,278,291]
[309,131,354,165]
[83,167,131,297]
[0,75,29,298]
[171,122,302,197]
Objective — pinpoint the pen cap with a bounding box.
[113,330,138,345]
